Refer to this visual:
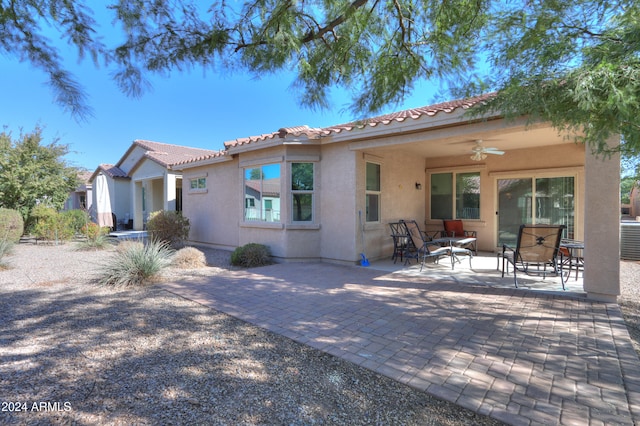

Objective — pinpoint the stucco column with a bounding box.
[133,181,144,231]
[164,172,176,211]
[583,139,620,302]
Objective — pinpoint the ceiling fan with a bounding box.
[470,139,505,161]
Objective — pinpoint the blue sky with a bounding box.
[0,9,442,172]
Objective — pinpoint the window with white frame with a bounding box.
[189,177,206,191]
[291,162,314,222]
[365,162,381,222]
[430,171,480,219]
[244,163,281,222]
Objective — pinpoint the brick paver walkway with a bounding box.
[161,262,640,425]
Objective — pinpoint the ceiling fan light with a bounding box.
[471,152,487,161]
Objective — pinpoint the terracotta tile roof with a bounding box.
[132,140,220,168]
[176,93,497,168]
[222,93,496,149]
[88,164,129,182]
[324,93,496,134]
[170,149,228,167]
[77,171,93,184]
[224,125,324,149]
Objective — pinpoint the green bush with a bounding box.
[0,208,24,243]
[62,209,90,234]
[146,210,190,249]
[31,205,74,241]
[231,243,271,267]
[99,239,174,286]
[77,223,112,250]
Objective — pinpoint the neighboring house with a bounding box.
[89,140,218,230]
[630,183,640,218]
[63,170,93,212]
[173,94,620,302]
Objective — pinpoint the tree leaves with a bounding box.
[4,0,640,156]
[0,127,80,221]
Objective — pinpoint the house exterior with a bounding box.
[63,170,93,212]
[630,183,640,218]
[89,140,218,230]
[174,95,621,302]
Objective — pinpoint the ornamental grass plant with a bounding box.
[99,239,173,287]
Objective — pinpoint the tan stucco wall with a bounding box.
[183,158,240,250]
[318,144,357,263]
[424,142,585,252]
[353,149,428,261]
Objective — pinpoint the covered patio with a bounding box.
[365,250,585,297]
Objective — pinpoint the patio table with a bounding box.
[560,239,584,280]
[430,236,475,268]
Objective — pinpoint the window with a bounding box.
[244,164,281,222]
[430,171,480,220]
[190,177,206,190]
[291,162,314,222]
[497,175,575,246]
[365,162,381,222]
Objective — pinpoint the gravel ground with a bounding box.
[0,242,501,425]
[1,242,639,425]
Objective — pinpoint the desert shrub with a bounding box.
[31,205,74,241]
[99,239,173,286]
[81,222,107,240]
[172,246,207,269]
[0,208,24,243]
[62,209,90,234]
[146,210,190,248]
[230,243,271,267]
[77,223,112,250]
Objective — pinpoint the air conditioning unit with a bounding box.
[621,222,640,261]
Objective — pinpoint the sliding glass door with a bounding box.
[497,176,575,246]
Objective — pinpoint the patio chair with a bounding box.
[442,219,477,254]
[501,224,566,289]
[403,220,472,271]
[389,222,409,264]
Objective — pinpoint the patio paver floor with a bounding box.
[160,257,640,425]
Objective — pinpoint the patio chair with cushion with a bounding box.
[442,219,477,254]
[501,224,566,289]
[403,220,472,271]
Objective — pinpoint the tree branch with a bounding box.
[301,0,369,44]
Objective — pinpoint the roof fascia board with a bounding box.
[346,116,530,151]
[173,154,234,171]
[226,139,283,155]
[329,109,499,144]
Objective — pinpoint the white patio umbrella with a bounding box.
[95,173,113,228]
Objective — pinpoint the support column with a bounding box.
[133,181,144,231]
[164,172,177,211]
[583,138,620,302]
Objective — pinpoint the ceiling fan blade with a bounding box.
[485,150,505,155]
